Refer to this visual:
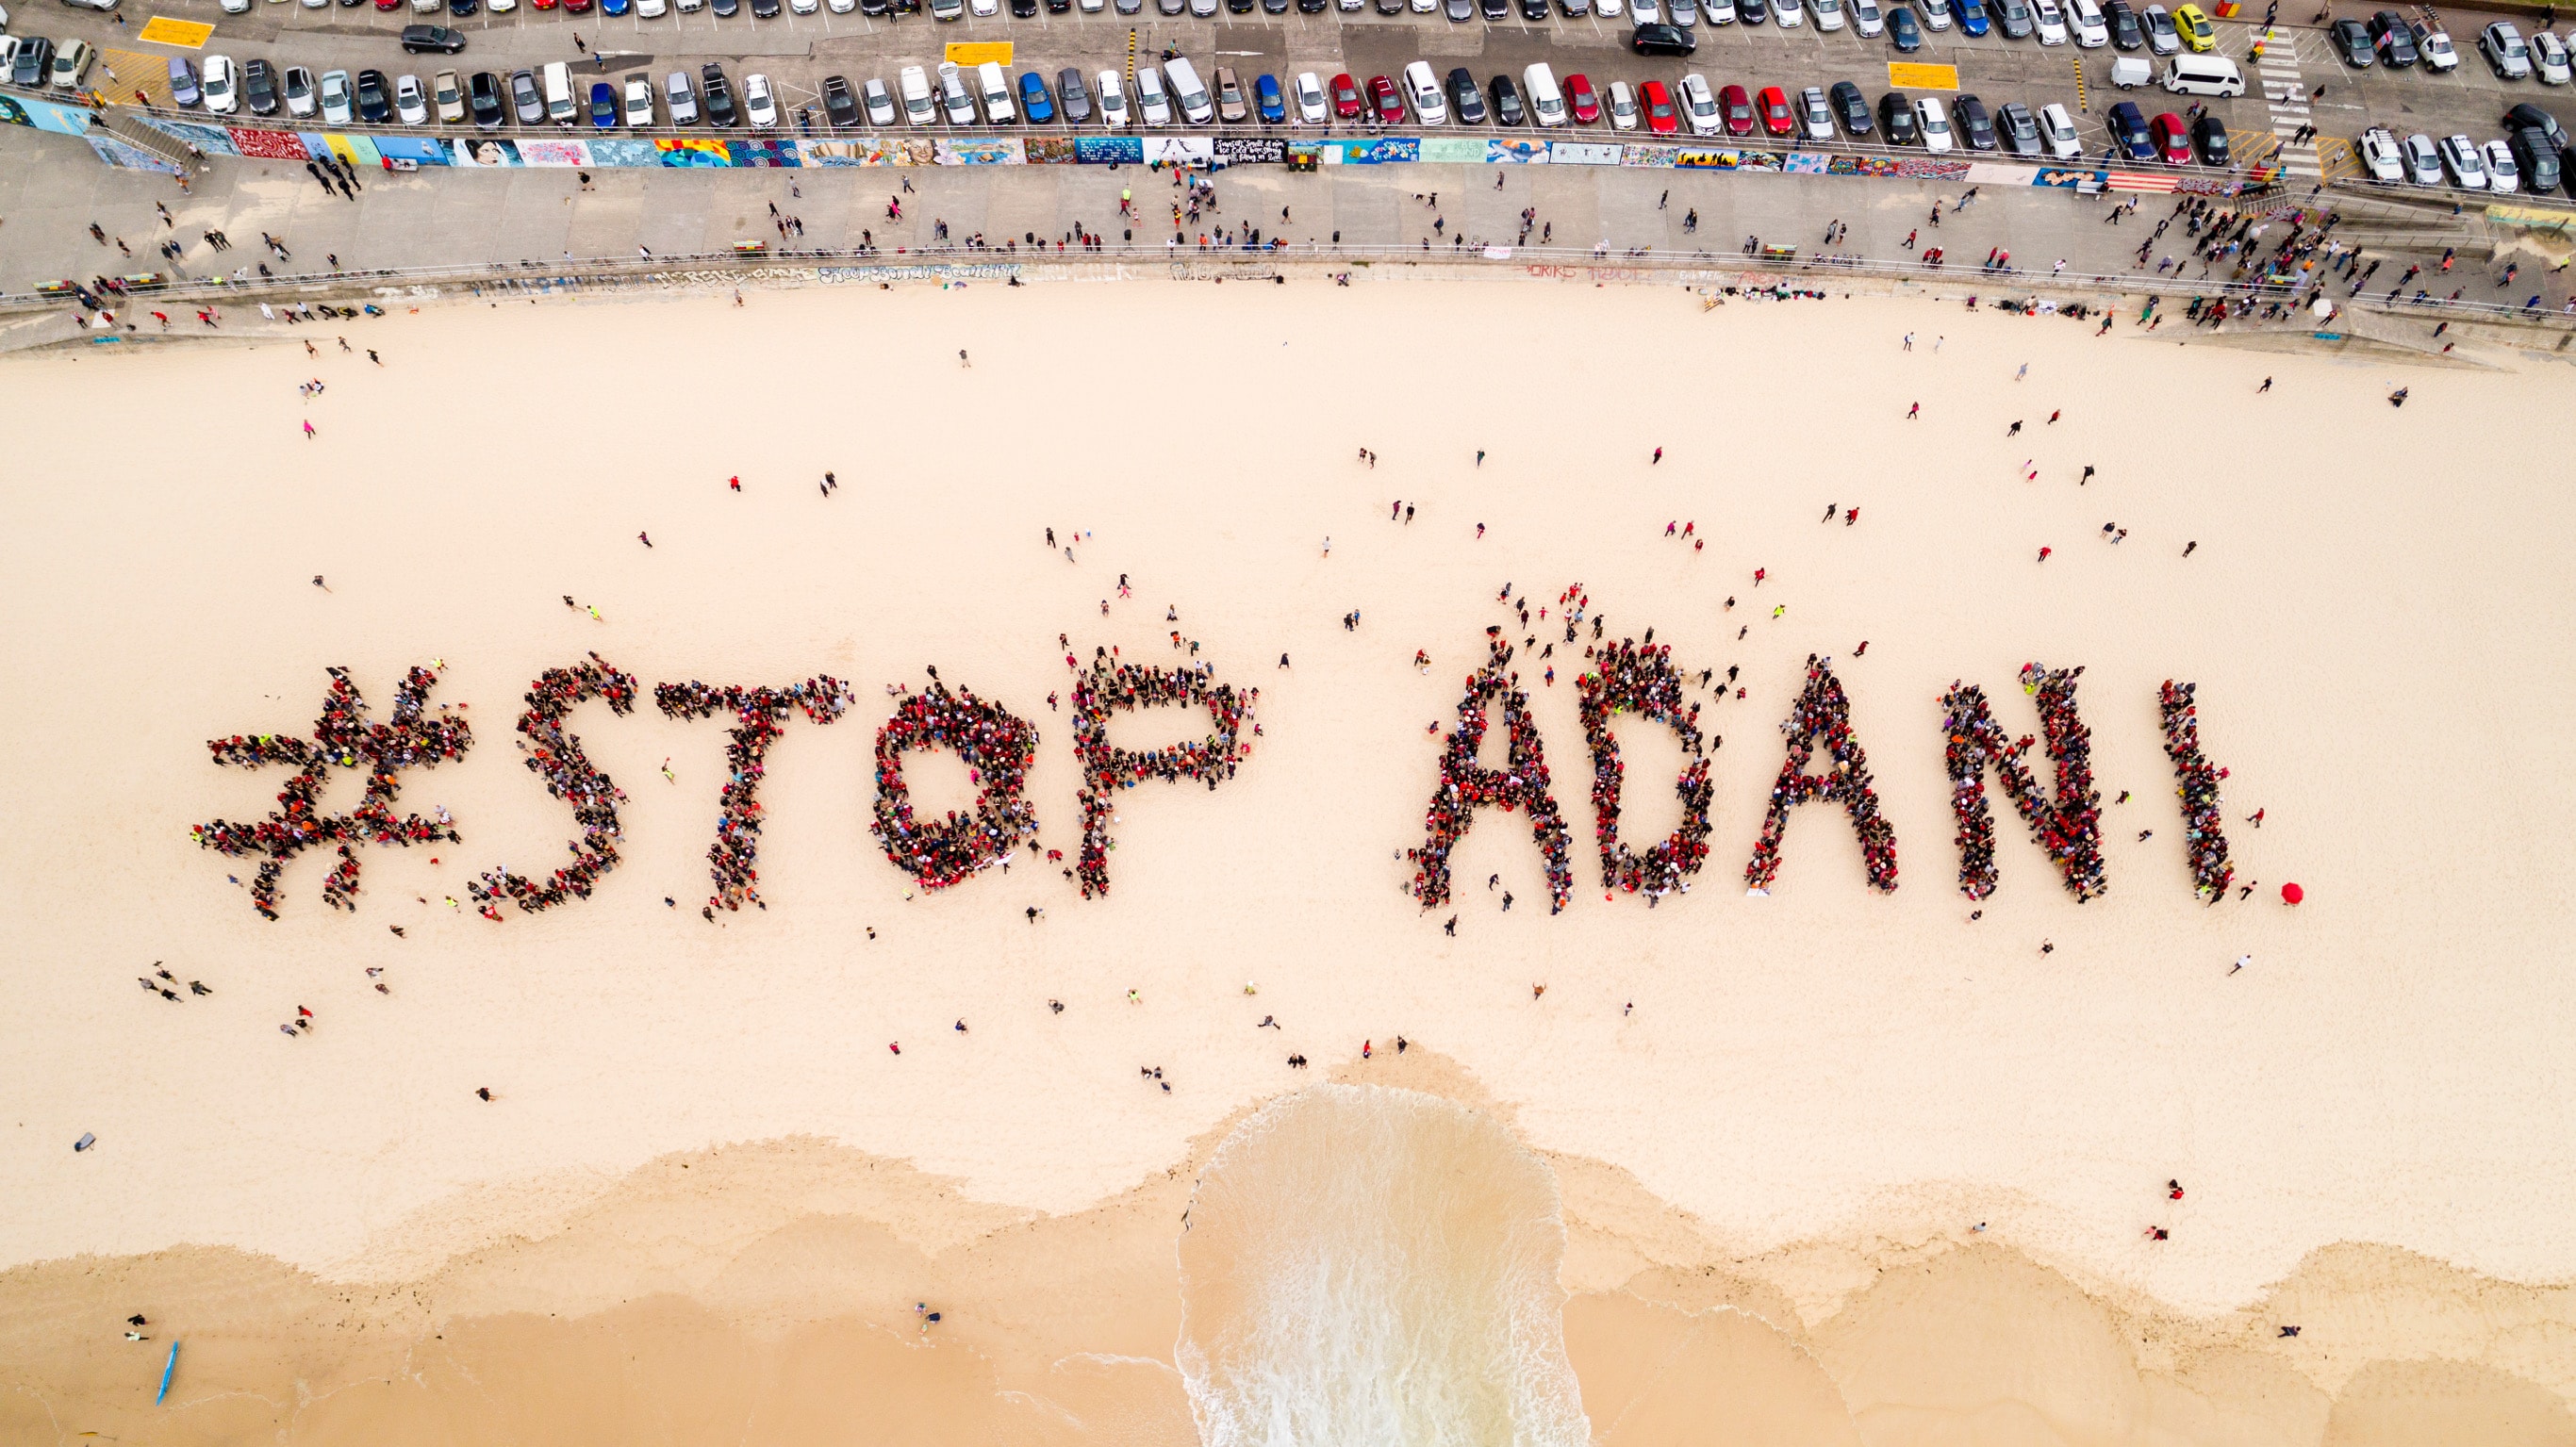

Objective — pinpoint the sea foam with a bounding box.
[1177,1084,1592,1447]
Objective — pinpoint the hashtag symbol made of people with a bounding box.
[192,666,474,919]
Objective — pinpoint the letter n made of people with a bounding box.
[1940,664,2106,902]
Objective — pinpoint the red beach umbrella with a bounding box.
[2280,882,2304,905]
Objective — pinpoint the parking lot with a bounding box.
[12,0,2576,189]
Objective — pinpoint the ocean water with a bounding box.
[1176,1085,1593,1447]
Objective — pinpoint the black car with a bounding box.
[400,24,467,54]
[1521,0,1547,16]
[752,0,782,14]
[1739,0,1768,22]
[1828,78,1872,135]
[244,58,280,115]
[1877,90,1918,143]
[2508,127,2561,192]
[1058,68,1093,122]
[821,74,859,126]
[1300,0,1328,10]
[355,68,391,123]
[1953,92,1995,149]
[9,37,51,89]
[2191,111,2229,165]
[711,0,737,14]
[1996,0,2032,37]
[466,69,504,127]
[1890,6,1922,48]
[449,0,475,13]
[861,0,891,11]
[1998,99,2042,155]
[1492,74,1526,124]
[1631,22,1697,53]
[1263,0,1290,13]
[1228,0,1253,11]
[2105,0,2141,47]
[1445,66,1487,122]
[2368,9,2418,65]
[2504,102,2568,151]
[1481,0,1506,14]
[2329,18,2374,67]
[702,64,737,126]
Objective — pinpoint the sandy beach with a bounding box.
[4,273,2574,1443]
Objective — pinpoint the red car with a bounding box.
[2149,112,2191,164]
[1640,79,1678,135]
[1565,72,1600,124]
[1367,74,1403,123]
[1329,73,1363,121]
[1718,83,1754,136]
[1757,85,1794,138]
[565,0,593,10]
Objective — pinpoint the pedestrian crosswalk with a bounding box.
[2251,25,2320,178]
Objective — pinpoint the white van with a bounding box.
[1522,63,1566,126]
[542,60,576,123]
[900,64,936,125]
[2160,53,2244,95]
[1401,60,1446,123]
[1163,57,1213,124]
[976,60,1016,123]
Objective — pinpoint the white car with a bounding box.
[2069,0,2106,44]
[2438,133,2486,187]
[1915,95,1953,151]
[1133,67,1171,126]
[1852,0,1883,36]
[624,75,654,125]
[1775,0,1802,24]
[2032,0,2067,43]
[636,0,667,14]
[202,54,239,113]
[1608,80,1639,130]
[221,0,252,12]
[2039,101,2082,157]
[1596,0,1622,20]
[1703,0,1732,19]
[828,0,855,10]
[790,0,817,11]
[1921,0,1950,27]
[394,73,428,124]
[2483,22,2531,79]
[1678,73,1723,133]
[487,0,514,12]
[1811,0,1844,27]
[2532,30,2572,83]
[744,73,777,127]
[2485,138,2522,189]
[2402,132,2441,184]
[411,0,438,12]
[1080,0,1102,11]
[861,77,896,126]
[1402,60,1447,124]
[2414,25,2456,70]
[284,65,317,118]
[320,68,353,124]
[970,0,998,13]
[2357,124,2403,182]
[1630,0,1658,22]
[1097,69,1131,126]
[937,63,976,124]
[1294,71,1326,123]
[1797,85,1834,140]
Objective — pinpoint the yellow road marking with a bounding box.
[1887,61,1958,90]
[138,16,216,47]
[944,41,1014,65]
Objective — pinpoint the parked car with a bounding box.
[663,70,698,126]
[2329,19,2374,67]
[2505,102,2568,150]
[623,75,654,126]
[1606,78,1639,130]
[1891,5,1922,47]
[2437,132,2486,186]
[1757,83,1792,135]
[1797,84,1834,140]
[1998,99,2042,155]
[585,80,615,126]
[2190,111,2228,163]
[355,68,391,123]
[2368,10,2418,65]
[394,73,429,123]
[1099,70,1133,126]
[2171,1,2212,50]
[2070,0,2106,44]
[2032,0,2067,43]
[1365,74,1401,123]
[743,72,778,127]
[167,56,202,107]
[1215,65,1248,123]
[2355,124,2403,181]
[1678,72,1721,133]
[2411,22,2458,71]
[2533,30,2573,84]
[2485,138,2521,189]
[820,74,859,127]
[2105,0,2141,46]
[1854,0,1884,35]
[864,76,898,126]
[702,64,737,126]
[1720,81,1756,135]
[1019,70,1055,123]
[1639,78,1678,132]
[2401,130,2442,184]
[2039,100,2083,156]
[1567,73,1600,125]
[1953,91,1995,148]
[1915,95,1953,150]
[2105,98,2154,158]
[2483,22,2531,79]
[1878,90,1918,142]
[1329,73,1362,121]
[469,70,505,126]
[1292,71,1325,124]
[2142,3,2177,52]
[1491,73,1525,125]
[2507,126,2563,190]
[283,65,316,119]
[1255,72,1283,123]
[2148,109,2189,161]
[202,53,239,113]
[1830,79,1872,134]
[1956,0,1988,35]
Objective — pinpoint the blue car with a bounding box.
[1956,0,1989,32]
[2105,100,2154,160]
[1255,73,1284,123]
[588,81,618,127]
[1018,70,1055,124]
[603,0,629,12]
[1889,6,1922,48]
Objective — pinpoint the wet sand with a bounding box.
[2,276,2573,1441]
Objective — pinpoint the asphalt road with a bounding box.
[13,0,2576,190]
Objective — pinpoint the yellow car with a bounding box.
[2173,3,2216,50]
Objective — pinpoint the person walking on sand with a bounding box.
[2037,546,2052,562]
[1651,447,1663,464]
[729,475,742,491]
[959,349,970,368]
[1907,402,1920,419]
[303,419,316,439]
[2007,419,2023,436]
[638,532,652,548]
[2016,362,2030,381]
